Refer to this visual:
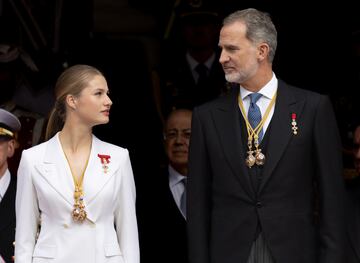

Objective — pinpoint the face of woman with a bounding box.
[73,75,113,127]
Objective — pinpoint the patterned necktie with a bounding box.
[248,93,263,142]
[180,177,187,218]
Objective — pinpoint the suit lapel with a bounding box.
[83,136,118,206]
[35,134,74,206]
[35,134,119,222]
[212,88,255,199]
[258,81,305,194]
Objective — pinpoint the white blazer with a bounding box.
[15,133,139,263]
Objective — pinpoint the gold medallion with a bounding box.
[72,202,87,222]
[255,150,265,166]
[72,188,87,222]
[246,151,256,168]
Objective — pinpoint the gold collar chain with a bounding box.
[63,147,91,223]
[238,92,277,168]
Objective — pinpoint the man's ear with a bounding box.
[257,42,270,61]
[66,94,77,110]
[7,139,15,158]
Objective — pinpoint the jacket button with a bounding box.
[256,201,263,208]
[63,224,69,228]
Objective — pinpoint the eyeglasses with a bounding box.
[164,129,191,140]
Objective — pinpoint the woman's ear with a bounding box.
[66,94,77,110]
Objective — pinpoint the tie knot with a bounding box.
[248,93,262,105]
[195,63,208,76]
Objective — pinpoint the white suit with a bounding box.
[15,133,139,263]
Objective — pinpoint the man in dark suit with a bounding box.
[158,108,191,262]
[161,3,228,113]
[137,109,191,263]
[187,8,346,263]
[0,108,21,263]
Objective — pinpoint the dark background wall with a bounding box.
[0,0,359,173]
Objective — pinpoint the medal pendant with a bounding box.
[291,114,299,135]
[102,164,109,173]
[245,151,256,168]
[292,126,298,135]
[255,150,265,166]
[72,202,87,222]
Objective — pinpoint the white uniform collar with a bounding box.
[0,168,11,201]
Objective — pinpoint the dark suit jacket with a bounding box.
[0,175,16,263]
[137,166,188,263]
[345,177,360,263]
[187,80,346,263]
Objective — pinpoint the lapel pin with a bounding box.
[98,154,111,173]
[291,113,298,135]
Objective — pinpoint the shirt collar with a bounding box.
[0,169,11,200]
[240,73,278,100]
[168,165,186,188]
[186,52,216,72]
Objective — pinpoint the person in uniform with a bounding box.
[0,108,21,263]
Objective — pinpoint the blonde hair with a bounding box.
[45,64,103,140]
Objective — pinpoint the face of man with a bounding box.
[0,139,15,177]
[353,126,360,174]
[164,110,192,176]
[218,21,261,84]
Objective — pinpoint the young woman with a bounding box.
[15,64,139,263]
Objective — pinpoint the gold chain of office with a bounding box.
[238,92,277,168]
[63,149,91,223]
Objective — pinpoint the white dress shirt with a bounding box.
[168,165,186,218]
[239,73,278,134]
